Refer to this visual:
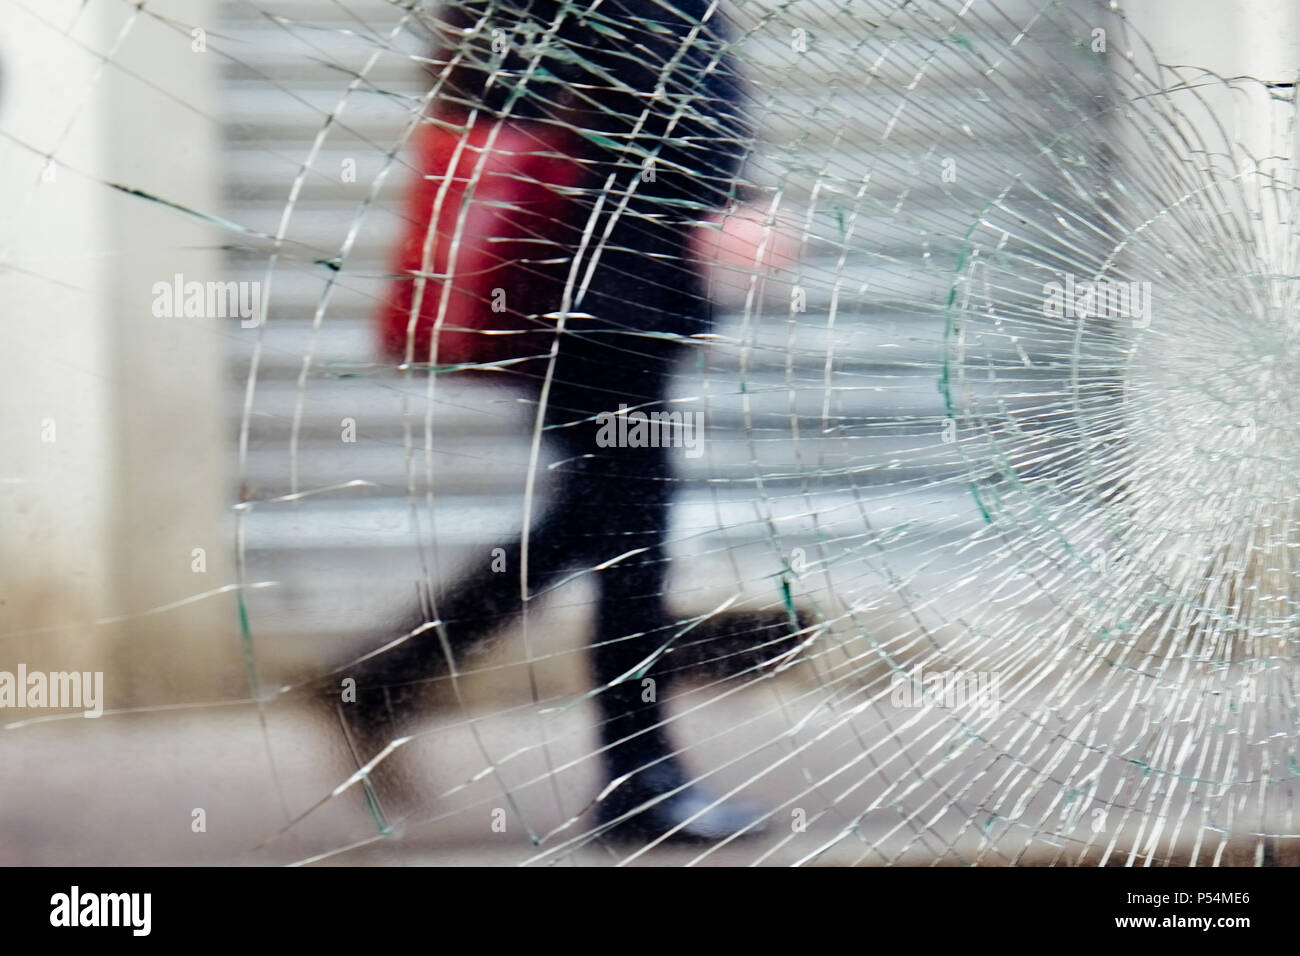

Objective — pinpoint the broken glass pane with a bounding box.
[2,0,1295,867]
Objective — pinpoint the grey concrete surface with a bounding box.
[3,645,1291,867]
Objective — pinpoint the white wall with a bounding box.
[0,0,242,706]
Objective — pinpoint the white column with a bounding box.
[1116,0,1299,642]
[0,0,241,707]
[0,3,116,681]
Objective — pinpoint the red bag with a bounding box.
[379,108,592,365]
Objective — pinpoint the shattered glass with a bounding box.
[3,0,1296,865]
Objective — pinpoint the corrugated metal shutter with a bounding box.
[220,0,1105,677]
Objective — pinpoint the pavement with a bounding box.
[3,627,1291,867]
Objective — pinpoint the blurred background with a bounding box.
[1,0,1297,865]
